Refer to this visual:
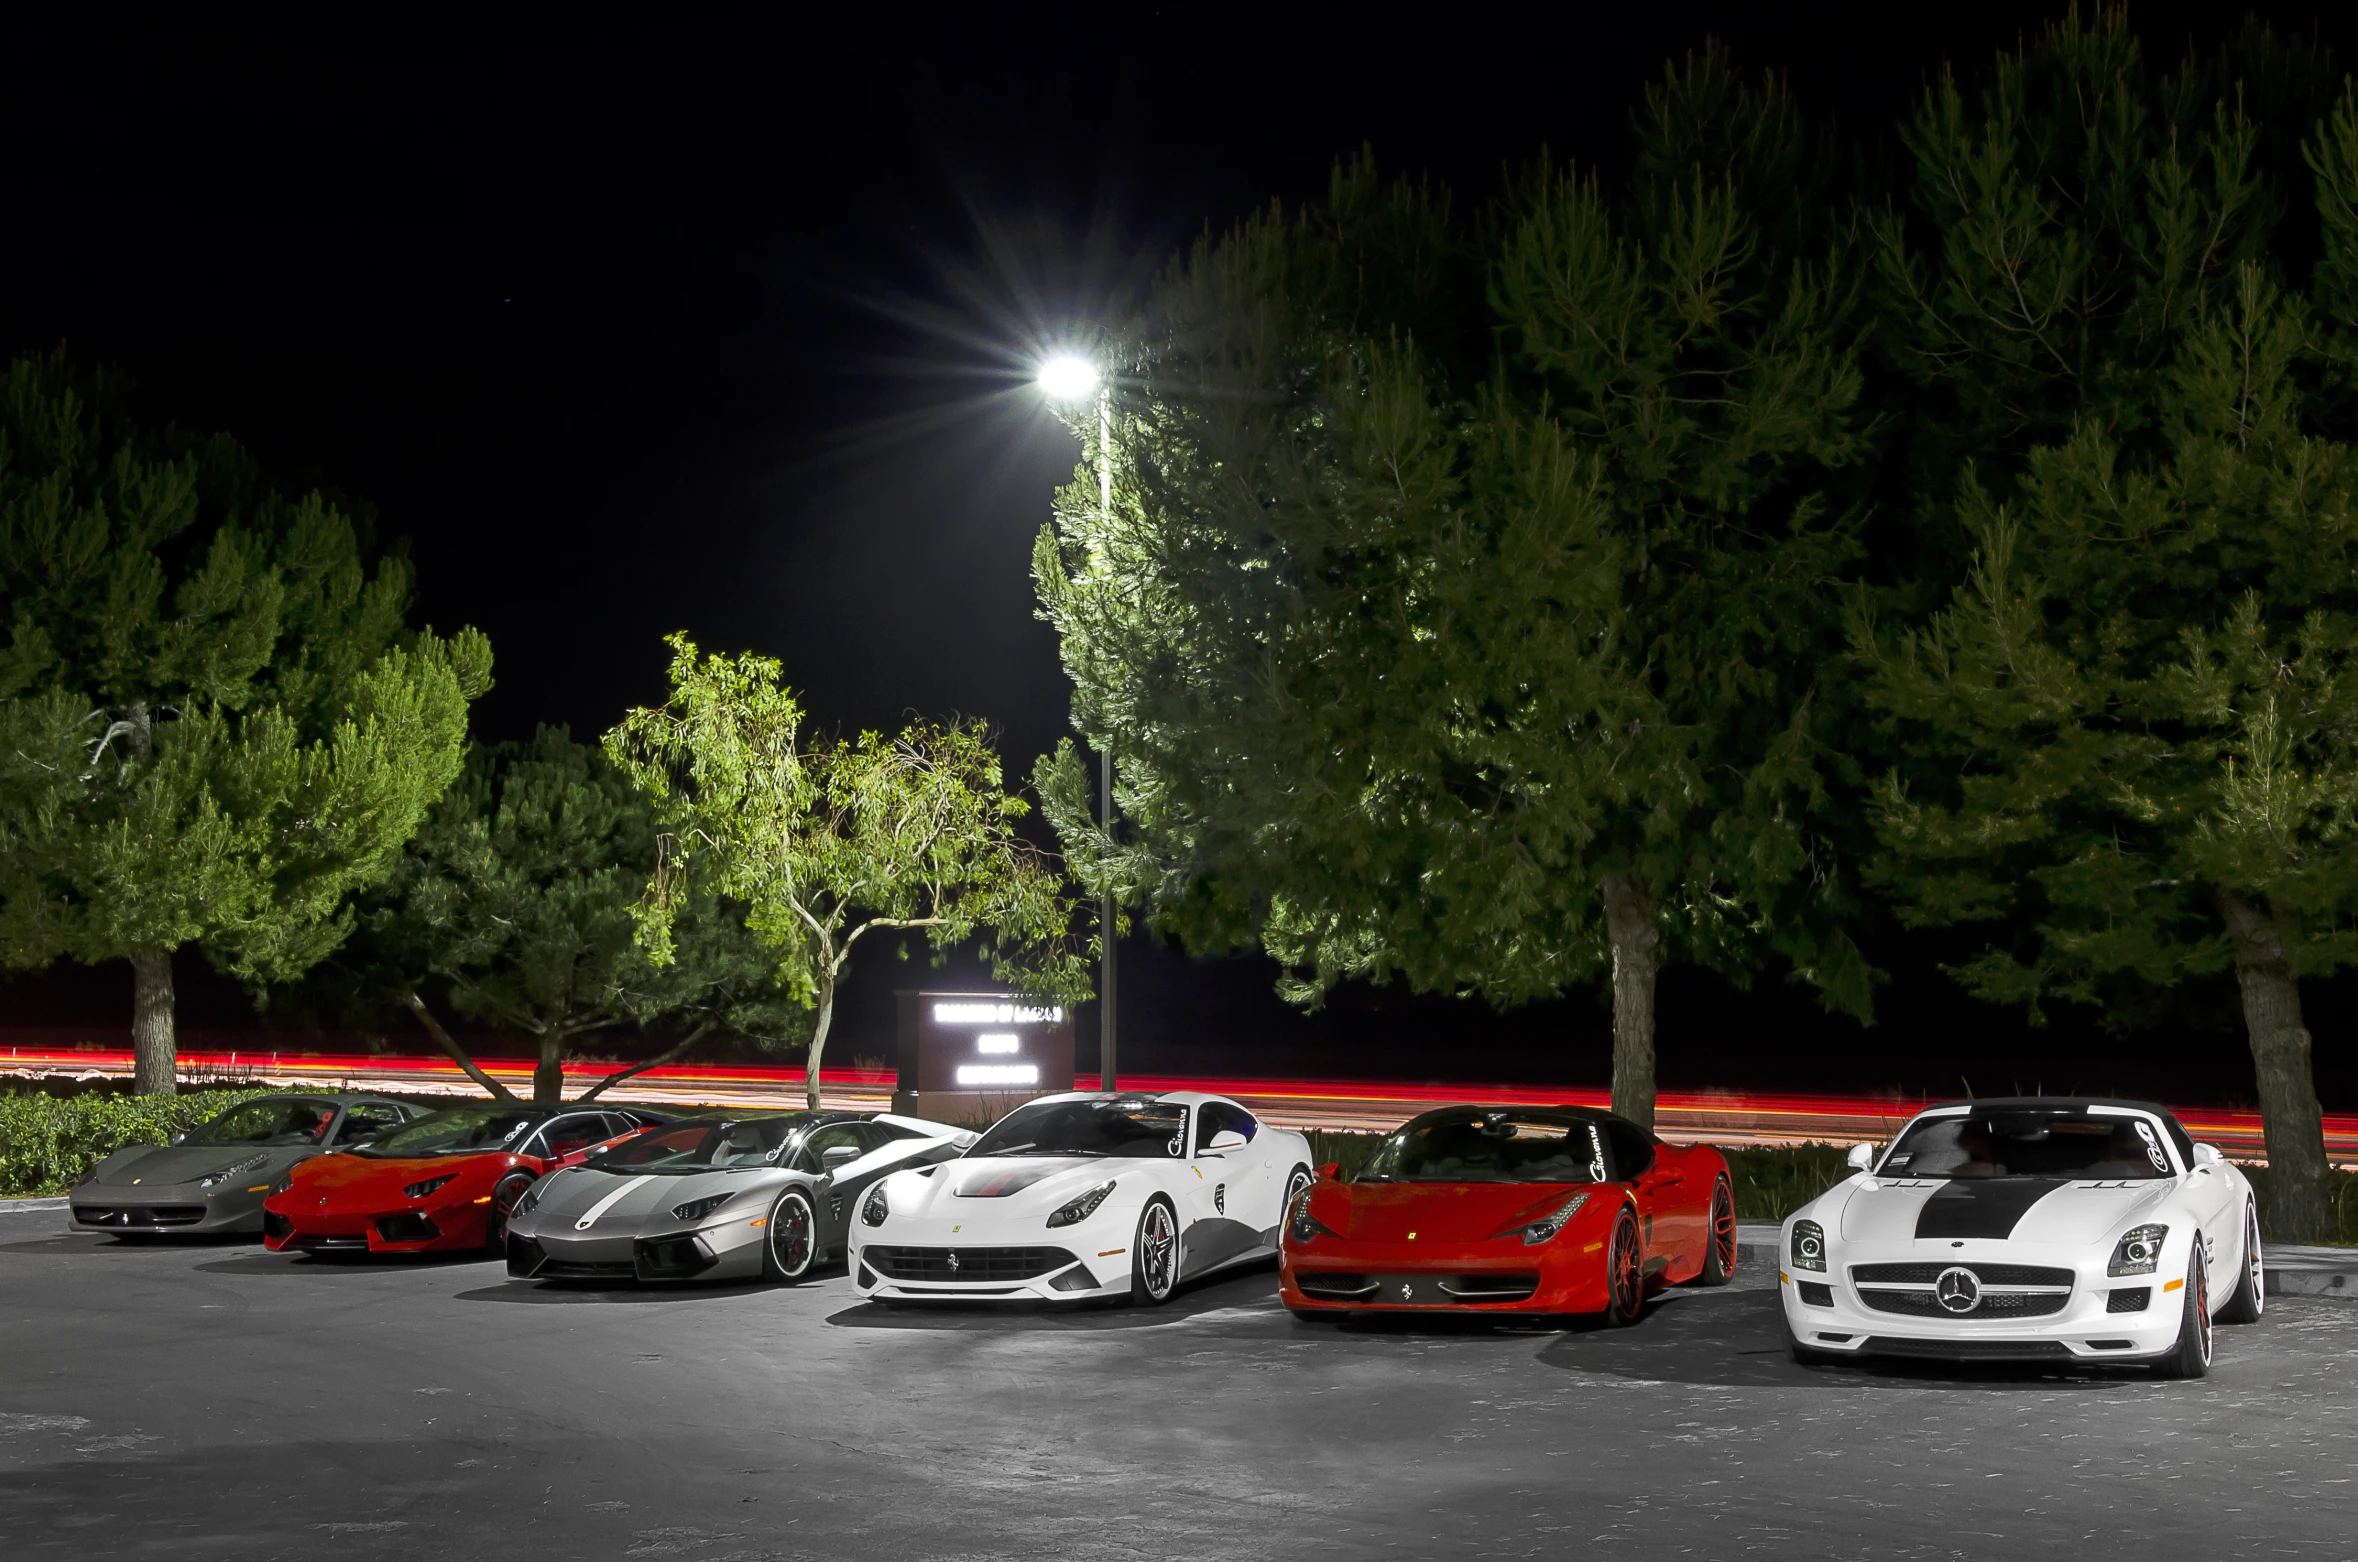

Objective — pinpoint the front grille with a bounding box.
[1863,1336,2073,1360]
[1797,1281,1835,1307]
[542,1259,636,1279]
[373,1213,440,1243]
[1297,1273,1379,1300]
[862,1245,1078,1282]
[2107,1287,2151,1312]
[1852,1262,2075,1287]
[1438,1273,1542,1302]
[300,1235,370,1250]
[73,1204,205,1227]
[1859,1288,2067,1318]
[855,1262,877,1288]
[635,1236,717,1279]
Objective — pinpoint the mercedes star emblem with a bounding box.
[1934,1265,1982,1314]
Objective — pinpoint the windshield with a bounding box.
[1356,1111,1607,1184]
[966,1098,1187,1159]
[351,1107,542,1158]
[584,1116,809,1174]
[189,1097,341,1147]
[1880,1110,2176,1180]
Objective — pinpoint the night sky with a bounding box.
[5,4,2356,1108]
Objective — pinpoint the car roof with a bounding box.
[1913,1097,2183,1121]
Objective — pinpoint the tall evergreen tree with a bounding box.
[1036,52,1874,1126]
[1859,15,2351,1239]
[0,354,489,1094]
[302,728,803,1105]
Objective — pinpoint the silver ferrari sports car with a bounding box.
[70,1092,428,1237]
[502,1110,973,1284]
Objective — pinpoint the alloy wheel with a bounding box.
[2195,1251,2213,1367]
[770,1190,814,1278]
[2245,1208,2265,1319]
[1140,1200,1177,1301]
[1607,1209,1643,1324]
[1711,1182,1738,1276]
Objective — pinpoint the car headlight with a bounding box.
[2109,1223,2168,1276]
[861,1182,891,1227]
[1046,1180,1117,1229]
[267,1167,299,1197]
[404,1173,459,1201]
[671,1192,735,1223]
[1790,1219,1827,1272]
[1289,1190,1340,1244]
[1501,1192,1590,1246]
[197,1152,271,1190]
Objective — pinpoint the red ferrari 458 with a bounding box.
[1280,1104,1736,1323]
[262,1103,665,1256]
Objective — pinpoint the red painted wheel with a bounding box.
[486,1172,534,1254]
[1698,1177,1737,1286]
[1603,1206,1645,1326]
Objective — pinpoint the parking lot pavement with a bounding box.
[4,1213,2355,1562]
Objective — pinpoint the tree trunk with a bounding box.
[398,988,519,1103]
[2217,888,2336,1242]
[129,951,176,1097]
[806,971,835,1112]
[533,1030,565,1107]
[579,1026,710,1104]
[1600,873,1659,1130]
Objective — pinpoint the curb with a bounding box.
[0,1197,68,1215]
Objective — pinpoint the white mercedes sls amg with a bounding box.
[847,1090,1314,1305]
[1780,1098,2264,1376]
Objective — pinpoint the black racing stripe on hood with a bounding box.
[1914,1178,2070,1240]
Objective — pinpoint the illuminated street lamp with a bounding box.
[1039,353,1119,1093]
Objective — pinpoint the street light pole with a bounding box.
[1096,388,1118,1094]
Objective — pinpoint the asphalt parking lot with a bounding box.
[3,1210,2355,1561]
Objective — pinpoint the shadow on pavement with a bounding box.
[827,1267,1284,1332]
[455,1277,780,1304]
[1534,1286,2142,1391]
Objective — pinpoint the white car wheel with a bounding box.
[1129,1197,1178,1306]
[2217,1202,2264,1324]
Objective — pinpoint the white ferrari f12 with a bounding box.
[1780,1098,2263,1377]
[847,1090,1315,1306]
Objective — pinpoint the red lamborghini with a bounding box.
[1279,1104,1736,1322]
[262,1103,666,1256]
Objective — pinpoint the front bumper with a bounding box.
[1779,1247,2184,1362]
[72,1182,266,1236]
[505,1211,769,1283]
[848,1205,1140,1301]
[1281,1235,1609,1315]
[261,1196,489,1254]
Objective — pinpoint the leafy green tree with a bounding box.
[1859,19,2355,1239]
[605,634,1089,1110]
[304,728,803,1105]
[1035,54,1873,1126]
[0,353,489,1095]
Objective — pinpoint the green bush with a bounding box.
[0,1087,278,1197]
[2236,1163,2358,1247]
[1305,1129,1384,1178]
[1722,1143,1856,1223]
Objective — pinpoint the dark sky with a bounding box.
[6,3,2356,1108]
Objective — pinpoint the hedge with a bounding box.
[0,1088,279,1197]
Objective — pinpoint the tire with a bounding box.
[1602,1205,1645,1327]
[2216,1203,2265,1325]
[2153,1247,2213,1379]
[763,1188,817,1282]
[1280,1163,1313,1234]
[1129,1196,1179,1306]
[485,1172,535,1254]
[1697,1177,1737,1286]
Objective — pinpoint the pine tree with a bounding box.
[1035,52,1874,1126]
[0,354,490,1094]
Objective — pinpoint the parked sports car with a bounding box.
[262,1102,668,1256]
[848,1090,1315,1305]
[71,1093,428,1238]
[1779,1097,2263,1377]
[504,1110,971,1284]
[1278,1105,1736,1322]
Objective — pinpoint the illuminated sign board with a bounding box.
[893,990,1075,1115]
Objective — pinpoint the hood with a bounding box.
[1838,1176,2173,1246]
[904,1157,1124,1218]
[525,1165,787,1235]
[292,1151,501,1202]
[1325,1181,1595,1242]
[95,1145,296,1188]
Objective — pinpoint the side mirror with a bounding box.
[1315,1162,1342,1182]
[168,1132,187,1146]
[822,1145,862,1169]
[1202,1130,1248,1154]
[2193,1143,2226,1167]
[1846,1143,1876,1172]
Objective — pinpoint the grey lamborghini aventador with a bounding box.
[503,1110,972,1284]
[70,1092,428,1237]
